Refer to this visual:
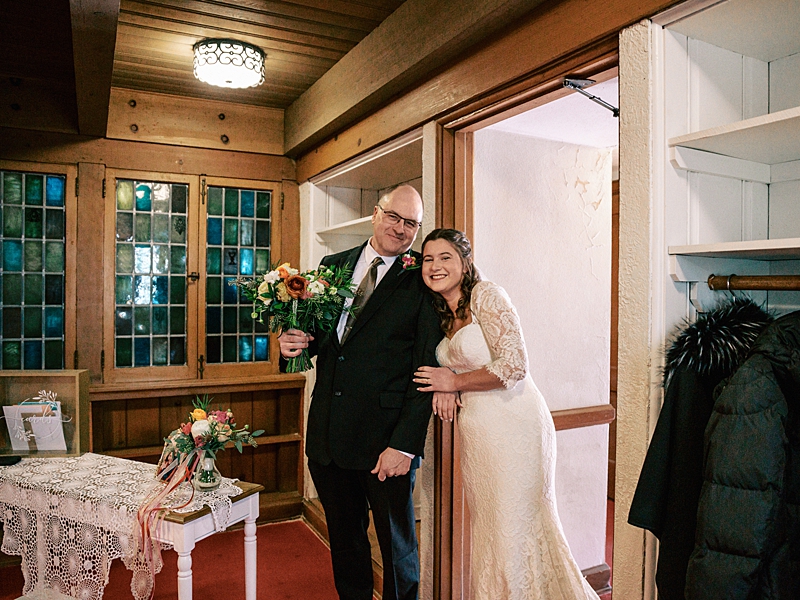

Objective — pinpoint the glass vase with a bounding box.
[193,453,222,492]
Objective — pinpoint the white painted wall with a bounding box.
[472,129,611,570]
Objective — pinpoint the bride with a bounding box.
[414,228,600,600]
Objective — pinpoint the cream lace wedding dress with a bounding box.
[436,281,600,600]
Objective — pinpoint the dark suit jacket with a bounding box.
[305,243,442,470]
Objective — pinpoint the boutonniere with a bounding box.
[400,251,420,270]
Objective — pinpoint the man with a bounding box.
[279,184,442,600]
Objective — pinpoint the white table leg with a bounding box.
[244,495,259,600]
[173,526,197,600]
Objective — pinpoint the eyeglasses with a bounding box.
[376,204,422,230]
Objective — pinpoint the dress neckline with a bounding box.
[445,320,478,342]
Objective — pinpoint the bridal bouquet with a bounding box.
[232,262,354,372]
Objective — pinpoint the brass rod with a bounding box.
[708,274,800,292]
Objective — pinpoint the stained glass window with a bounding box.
[205,186,270,363]
[114,180,188,368]
[0,170,67,369]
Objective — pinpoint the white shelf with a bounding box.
[668,106,800,166]
[669,237,800,261]
[315,216,373,238]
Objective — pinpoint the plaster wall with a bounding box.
[472,129,611,570]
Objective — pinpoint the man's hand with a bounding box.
[371,447,412,481]
[279,328,314,358]
[432,391,462,422]
[414,366,459,392]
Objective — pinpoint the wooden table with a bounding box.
[155,481,264,600]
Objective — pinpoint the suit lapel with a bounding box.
[329,243,365,351]
[344,257,410,344]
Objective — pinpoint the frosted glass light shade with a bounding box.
[193,39,265,89]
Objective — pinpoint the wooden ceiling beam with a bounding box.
[70,0,121,137]
[283,0,547,156]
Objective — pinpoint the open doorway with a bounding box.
[449,72,619,598]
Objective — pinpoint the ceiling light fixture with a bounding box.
[193,39,265,89]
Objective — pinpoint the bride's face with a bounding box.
[422,239,465,299]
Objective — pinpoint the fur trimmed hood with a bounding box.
[664,297,773,386]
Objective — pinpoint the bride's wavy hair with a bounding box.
[421,228,481,334]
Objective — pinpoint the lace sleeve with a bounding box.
[471,281,529,389]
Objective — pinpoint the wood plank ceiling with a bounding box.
[113,0,406,108]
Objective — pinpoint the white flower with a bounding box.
[288,267,299,276]
[307,280,325,295]
[191,420,210,438]
[329,287,338,295]
[264,271,280,284]
[217,433,229,443]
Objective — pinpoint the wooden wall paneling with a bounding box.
[106,89,284,154]
[229,391,254,435]
[277,443,298,492]
[295,0,678,181]
[279,388,300,435]
[158,394,186,439]
[252,389,277,437]
[215,446,233,479]
[126,397,160,447]
[0,78,78,134]
[229,445,255,483]
[260,445,279,492]
[453,132,473,238]
[101,399,127,450]
[0,128,294,182]
[69,0,119,136]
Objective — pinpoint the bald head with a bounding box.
[371,184,424,256]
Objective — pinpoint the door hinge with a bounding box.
[201,177,207,205]
[75,177,79,197]
[280,192,284,210]
[102,178,107,198]
[198,354,205,379]
[73,350,79,369]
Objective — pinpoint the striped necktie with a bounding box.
[341,256,384,343]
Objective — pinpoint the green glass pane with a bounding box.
[24,208,43,238]
[255,250,269,274]
[153,183,170,213]
[206,248,221,274]
[172,185,187,214]
[116,276,133,304]
[170,276,185,304]
[25,175,44,205]
[46,209,65,239]
[116,212,133,242]
[171,216,187,243]
[206,277,221,304]
[3,308,21,338]
[239,307,253,333]
[45,242,64,272]
[170,307,185,335]
[3,342,22,369]
[153,245,169,274]
[44,340,63,369]
[134,306,151,335]
[4,274,23,304]
[116,244,134,273]
[207,187,223,215]
[135,213,151,242]
[24,308,42,337]
[117,180,134,210]
[3,173,23,204]
[224,219,238,245]
[152,307,168,335]
[24,241,43,271]
[223,336,237,362]
[256,192,270,218]
[3,206,22,237]
[170,246,186,274]
[224,189,238,216]
[24,274,42,305]
[255,221,270,247]
[116,338,132,367]
[223,307,237,333]
[240,220,253,246]
[153,337,168,365]
[153,214,170,243]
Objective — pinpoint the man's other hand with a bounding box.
[279,328,314,358]
[371,447,412,481]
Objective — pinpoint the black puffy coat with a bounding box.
[628,299,772,600]
[685,310,800,599]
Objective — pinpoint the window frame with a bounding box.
[0,160,77,370]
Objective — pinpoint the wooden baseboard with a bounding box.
[582,562,612,595]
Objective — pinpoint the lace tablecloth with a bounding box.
[0,452,242,600]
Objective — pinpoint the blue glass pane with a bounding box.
[3,241,22,271]
[134,338,150,366]
[223,277,238,304]
[240,191,254,217]
[134,245,152,274]
[240,248,254,275]
[152,338,168,365]
[170,337,185,365]
[44,307,63,337]
[46,176,65,206]
[135,183,152,211]
[206,337,221,363]
[206,306,221,334]
[223,248,238,274]
[24,341,42,369]
[152,276,168,304]
[255,336,269,361]
[207,218,222,245]
[134,276,152,304]
[239,337,253,362]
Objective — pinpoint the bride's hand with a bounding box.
[432,392,463,422]
[414,366,458,392]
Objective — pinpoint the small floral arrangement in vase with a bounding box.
[156,394,263,492]
[232,262,355,372]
